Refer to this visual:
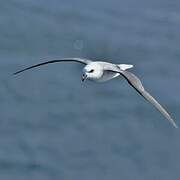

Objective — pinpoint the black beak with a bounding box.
[82,74,87,82]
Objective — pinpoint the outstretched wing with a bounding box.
[106,68,177,128]
[14,58,91,75]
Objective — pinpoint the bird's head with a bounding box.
[82,62,103,81]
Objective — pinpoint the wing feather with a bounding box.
[14,58,91,75]
[106,69,177,128]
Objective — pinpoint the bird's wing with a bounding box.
[14,58,91,75]
[106,68,177,128]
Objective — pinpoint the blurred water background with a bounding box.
[0,0,180,179]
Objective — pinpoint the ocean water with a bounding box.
[0,0,180,179]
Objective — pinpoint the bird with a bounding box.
[14,58,177,128]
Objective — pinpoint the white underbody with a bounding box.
[94,71,120,82]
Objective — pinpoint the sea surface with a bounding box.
[0,0,180,179]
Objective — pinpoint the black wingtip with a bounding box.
[13,70,23,75]
[13,72,18,75]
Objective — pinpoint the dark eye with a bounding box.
[89,69,94,73]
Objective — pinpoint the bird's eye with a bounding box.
[89,69,94,73]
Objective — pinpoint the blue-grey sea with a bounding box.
[0,0,180,179]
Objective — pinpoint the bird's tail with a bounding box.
[118,64,134,71]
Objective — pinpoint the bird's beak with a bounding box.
[82,74,87,82]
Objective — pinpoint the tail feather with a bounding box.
[118,64,133,71]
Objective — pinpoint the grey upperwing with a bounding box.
[107,68,177,128]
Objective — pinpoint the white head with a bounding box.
[82,62,103,81]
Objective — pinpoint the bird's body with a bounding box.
[14,58,178,128]
[83,61,133,82]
